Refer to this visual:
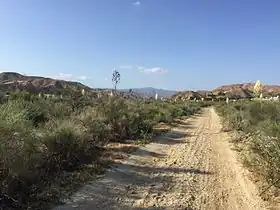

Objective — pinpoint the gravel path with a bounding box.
[53,107,266,210]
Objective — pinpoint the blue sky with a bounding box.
[1,0,280,91]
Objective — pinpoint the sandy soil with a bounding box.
[53,107,267,210]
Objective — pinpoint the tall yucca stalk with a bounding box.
[253,80,263,98]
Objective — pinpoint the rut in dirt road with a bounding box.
[54,107,266,210]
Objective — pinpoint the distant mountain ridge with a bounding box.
[0,72,175,99]
[121,87,177,98]
[1,72,280,99]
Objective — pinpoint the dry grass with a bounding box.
[0,92,203,209]
[215,100,280,203]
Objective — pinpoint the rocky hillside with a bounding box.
[0,72,90,94]
[213,83,280,97]
[0,72,143,99]
[172,83,280,101]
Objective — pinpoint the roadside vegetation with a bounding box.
[216,100,280,199]
[0,91,203,209]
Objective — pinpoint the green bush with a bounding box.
[25,103,48,127]
[0,124,40,209]
[42,121,92,171]
[215,100,280,191]
[0,93,202,209]
[250,134,280,186]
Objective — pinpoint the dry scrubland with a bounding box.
[53,107,266,210]
[216,100,280,204]
[0,92,205,209]
[2,90,280,209]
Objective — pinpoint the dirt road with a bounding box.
[53,107,266,210]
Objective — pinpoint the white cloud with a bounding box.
[53,73,73,80]
[120,65,133,69]
[132,1,140,6]
[104,77,108,81]
[137,66,145,70]
[77,75,89,80]
[138,66,168,74]
[52,73,92,81]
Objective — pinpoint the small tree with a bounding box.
[112,69,121,91]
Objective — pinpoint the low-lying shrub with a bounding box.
[0,93,202,209]
[216,100,280,194]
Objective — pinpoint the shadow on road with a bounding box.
[106,129,191,161]
[171,121,197,130]
[104,205,194,210]
[188,131,222,137]
[152,130,192,146]
[53,161,210,210]
[114,163,213,176]
[52,117,205,210]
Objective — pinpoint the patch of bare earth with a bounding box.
[53,108,267,210]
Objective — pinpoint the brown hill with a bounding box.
[172,91,200,100]
[0,72,91,94]
[213,83,280,98]
[172,83,280,101]
[212,84,253,99]
[0,72,143,99]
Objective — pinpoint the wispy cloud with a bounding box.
[52,73,92,81]
[77,75,90,80]
[137,66,145,71]
[138,66,168,74]
[120,65,133,69]
[53,73,73,80]
[132,1,141,6]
